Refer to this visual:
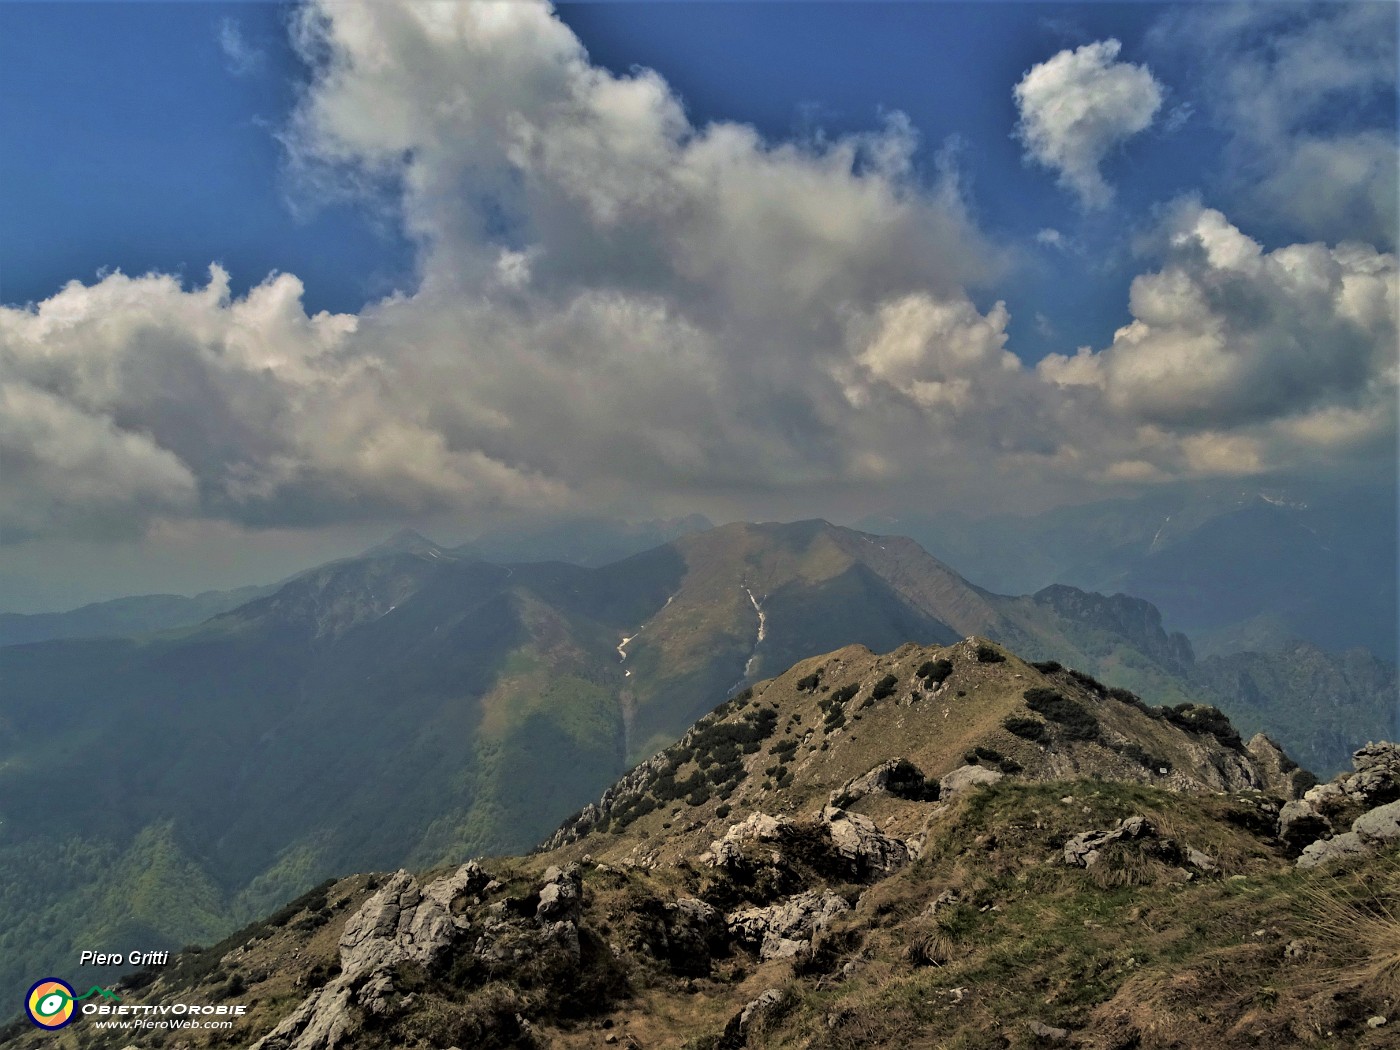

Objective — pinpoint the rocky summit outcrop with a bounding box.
[1285,741,1400,869]
[680,804,922,963]
[535,864,583,923]
[729,890,852,961]
[701,806,919,882]
[822,806,919,878]
[250,862,599,1049]
[252,863,490,1050]
[700,811,790,871]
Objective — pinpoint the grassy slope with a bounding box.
[0,557,633,997]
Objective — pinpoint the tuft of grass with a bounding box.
[903,928,957,968]
[1297,857,1400,1001]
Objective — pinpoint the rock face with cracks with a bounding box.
[252,863,489,1050]
[728,890,852,961]
[822,805,919,877]
[1291,743,1400,868]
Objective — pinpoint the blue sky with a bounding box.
[0,1,1395,608]
[0,3,414,314]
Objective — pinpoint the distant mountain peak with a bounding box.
[361,527,446,559]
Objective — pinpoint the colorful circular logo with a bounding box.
[26,978,76,1029]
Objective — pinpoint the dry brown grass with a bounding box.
[1296,855,1400,1002]
[1085,843,1169,889]
[902,927,958,968]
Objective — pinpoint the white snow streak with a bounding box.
[743,586,767,678]
[744,587,767,642]
[1149,514,1171,552]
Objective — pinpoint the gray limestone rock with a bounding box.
[1278,800,1332,850]
[671,896,719,925]
[822,806,917,877]
[1063,829,1113,868]
[1352,799,1400,845]
[939,764,1003,798]
[1347,742,1400,806]
[337,871,421,977]
[1290,743,1400,867]
[1303,781,1345,813]
[251,985,356,1050]
[536,873,582,922]
[355,972,395,1017]
[251,863,490,1050]
[741,989,784,1026]
[728,890,851,960]
[1186,847,1218,873]
[1296,831,1369,869]
[717,989,785,1050]
[700,812,790,868]
[1063,816,1156,868]
[1027,1019,1070,1042]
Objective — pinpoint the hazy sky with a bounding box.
[1,2,1396,610]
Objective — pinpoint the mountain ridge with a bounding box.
[12,637,1396,1050]
[859,484,1398,662]
[0,518,1390,1005]
[0,584,278,646]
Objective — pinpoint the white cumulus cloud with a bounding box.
[2,2,1394,547]
[1039,200,1397,475]
[1014,39,1164,209]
